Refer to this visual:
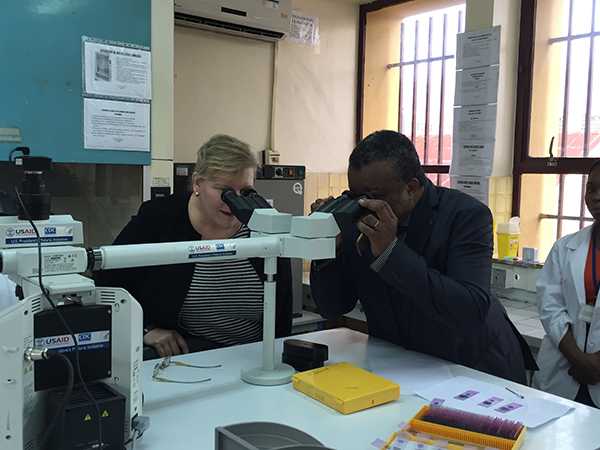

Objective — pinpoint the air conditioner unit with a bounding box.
[174,0,292,42]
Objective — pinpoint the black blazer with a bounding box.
[311,180,533,383]
[95,194,293,339]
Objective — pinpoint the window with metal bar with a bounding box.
[395,6,464,187]
[514,0,600,260]
[358,1,465,188]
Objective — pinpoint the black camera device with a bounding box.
[2,147,53,220]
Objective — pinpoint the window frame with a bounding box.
[513,0,599,236]
[356,0,459,178]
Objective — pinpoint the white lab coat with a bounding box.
[533,225,600,406]
[0,274,17,312]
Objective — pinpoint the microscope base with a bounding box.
[241,363,295,386]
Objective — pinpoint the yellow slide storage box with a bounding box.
[292,362,400,414]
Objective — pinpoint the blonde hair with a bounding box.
[194,134,257,179]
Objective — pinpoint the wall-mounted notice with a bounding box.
[456,26,500,69]
[451,142,495,176]
[83,38,151,101]
[453,105,497,142]
[451,26,500,195]
[454,66,499,106]
[83,98,150,152]
[451,176,490,205]
[289,13,319,47]
[451,105,497,176]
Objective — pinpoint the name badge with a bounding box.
[578,304,595,324]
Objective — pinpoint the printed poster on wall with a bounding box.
[453,104,497,142]
[451,175,490,205]
[289,13,320,47]
[451,104,497,176]
[83,38,151,101]
[456,26,500,69]
[83,98,150,152]
[454,65,499,106]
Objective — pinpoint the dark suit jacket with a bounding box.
[311,180,532,383]
[95,194,293,340]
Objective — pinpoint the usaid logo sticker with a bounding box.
[188,244,211,253]
[188,242,237,259]
[38,335,72,347]
[43,336,72,347]
[34,330,110,350]
[4,225,67,245]
[15,228,35,236]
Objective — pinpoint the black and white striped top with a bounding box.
[178,226,264,345]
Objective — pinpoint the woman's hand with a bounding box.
[144,328,189,357]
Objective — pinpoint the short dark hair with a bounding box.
[349,130,426,184]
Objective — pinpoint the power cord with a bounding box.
[123,416,149,449]
[14,187,104,448]
[124,430,139,450]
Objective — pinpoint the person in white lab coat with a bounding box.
[0,274,17,312]
[534,162,600,408]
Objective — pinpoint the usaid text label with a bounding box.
[188,242,237,259]
[34,330,110,352]
[5,225,74,245]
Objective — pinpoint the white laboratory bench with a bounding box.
[136,328,600,450]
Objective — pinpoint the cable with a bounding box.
[130,430,139,450]
[8,146,30,162]
[122,430,139,450]
[123,418,147,450]
[38,352,74,448]
[14,187,104,448]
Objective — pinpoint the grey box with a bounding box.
[215,422,333,450]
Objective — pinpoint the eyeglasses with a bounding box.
[152,356,222,384]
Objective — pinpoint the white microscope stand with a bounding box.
[90,209,339,386]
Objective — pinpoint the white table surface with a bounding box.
[137,328,600,450]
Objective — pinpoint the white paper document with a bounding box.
[84,98,150,152]
[457,26,501,69]
[289,13,320,47]
[84,40,151,100]
[453,104,497,142]
[415,376,574,428]
[454,66,499,106]
[365,348,454,395]
[452,105,497,175]
[450,176,489,205]
[451,141,495,176]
